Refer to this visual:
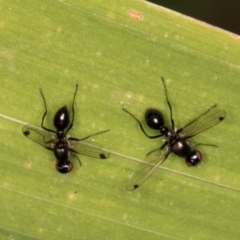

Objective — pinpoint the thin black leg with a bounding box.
[123,108,162,139]
[39,88,55,133]
[161,77,175,129]
[66,84,79,133]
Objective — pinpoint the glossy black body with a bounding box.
[23,85,110,174]
[123,77,226,190]
[50,107,72,173]
[144,108,201,166]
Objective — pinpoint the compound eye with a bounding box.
[56,161,73,174]
[186,150,202,166]
[145,109,164,130]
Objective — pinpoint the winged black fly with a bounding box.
[123,77,226,191]
[22,84,110,174]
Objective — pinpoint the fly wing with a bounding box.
[22,125,55,150]
[126,149,170,191]
[180,105,226,138]
[69,139,110,159]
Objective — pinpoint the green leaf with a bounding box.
[0,0,240,239]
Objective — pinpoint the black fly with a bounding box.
[123,77,226,190]
[23,85,110,174]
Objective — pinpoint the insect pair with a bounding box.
[123,77,226,191]
[22,84,110,174]
[23,78,226,191]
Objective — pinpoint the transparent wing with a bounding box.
[126,149,170,191]
[22,125,55,150]
[69,139,110,159]
[23,125,110,159]
[180,105,226,138]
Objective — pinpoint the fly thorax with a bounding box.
[160,126,170,137]
[56,131,66,140]
[54,139,70,161]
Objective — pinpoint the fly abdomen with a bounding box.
[171,140,193,158]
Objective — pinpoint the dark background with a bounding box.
[147,0,240,35]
